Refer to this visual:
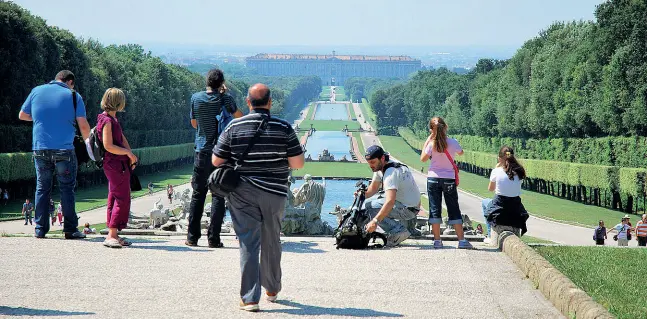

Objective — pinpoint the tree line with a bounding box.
[0,1,321,153]
[366,0,647,144]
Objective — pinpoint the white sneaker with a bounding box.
[266,292,278,303]
[483,237,492,245]
[239,302,259,312]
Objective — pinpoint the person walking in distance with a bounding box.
[635,214,647,247]
[420,117,472,249]
[185,69,242,248]
[18,70,90,239]
[167,185,174,204]
[212,83,304,312]
[56,202,63,226]
[96,88,137,248]
[608,216,632,247]
[22,199,34,225]
[593,220,607,246]
[49,199,56,226]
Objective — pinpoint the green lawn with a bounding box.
[292,162,371,179]
[0,165,194,220]
[352,132,365,154]
[348,103,357,119]
[305,102,316,120]
[300,120,361,131]
[535,246,647,319]
[359,98,378,130]
[380,135,632,228]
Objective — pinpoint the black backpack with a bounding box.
[334,182,387,249]
[87,126,106,168]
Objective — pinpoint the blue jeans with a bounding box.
[427,177,462,225]
[482,198,493,237]
[33,150,78,236]
[363,196,417,235]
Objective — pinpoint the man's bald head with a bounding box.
[247,83,271,109]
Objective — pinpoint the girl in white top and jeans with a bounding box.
[482,146,528,240]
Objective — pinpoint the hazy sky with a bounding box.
[13,0,605,48]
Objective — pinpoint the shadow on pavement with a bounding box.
[0,306,94,317]
[265,300,403,317]
[86,237,169,244]
[282,241,326,254]
[128,245,211,252]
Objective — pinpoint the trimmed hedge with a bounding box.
[404,132,647,168]
[398,127,647,211]
[1,143,194,183]
[0,125,194,152]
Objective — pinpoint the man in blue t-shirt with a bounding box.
[19,70,90,239]
[185,68,242,248]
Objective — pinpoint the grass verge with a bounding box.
[348,103,357,119]
[360,98,378,129]
[352,132,365,154]
[304,102,316,120]
[300,120,361,131]
[534,246,646,319]
[292,162,371,179]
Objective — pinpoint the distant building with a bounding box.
[245,52,421,85]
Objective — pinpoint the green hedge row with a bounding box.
[1,143,194,183]
[398,127,646,198]
[0,125,194,152]
[444,133,647,168]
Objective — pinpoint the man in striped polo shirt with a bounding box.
[185,69,243,248]
[213,83,304,312]
[637,214,647,246]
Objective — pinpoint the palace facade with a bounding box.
[245,52,421,85]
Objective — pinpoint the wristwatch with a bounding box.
[372,218,380,224]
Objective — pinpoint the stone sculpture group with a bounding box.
[124,188,231,233]
[281,174,333,235]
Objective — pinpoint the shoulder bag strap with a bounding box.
[235,117,267,168]
[443,148,459,181]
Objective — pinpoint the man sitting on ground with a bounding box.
[362,145,420,247]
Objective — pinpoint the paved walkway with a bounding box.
[0,236,562,319]
[353,105,636,247]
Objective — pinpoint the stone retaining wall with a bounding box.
[495,230,613,319]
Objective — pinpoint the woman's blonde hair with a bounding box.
[101,88,126,112]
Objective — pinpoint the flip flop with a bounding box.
[103,238,122,248]
[118,237,132,247]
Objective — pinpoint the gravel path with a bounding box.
[0,236,562,319]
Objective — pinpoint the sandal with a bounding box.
[118,237,132,247]
[103,238,122,249]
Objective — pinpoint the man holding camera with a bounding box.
[362,145,420,247]
[185,69,243,248]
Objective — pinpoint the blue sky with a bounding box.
[14,0,605,47]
